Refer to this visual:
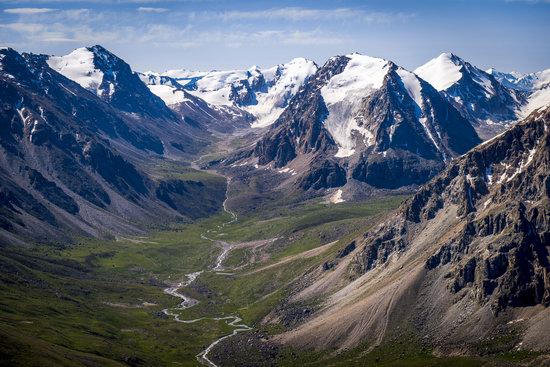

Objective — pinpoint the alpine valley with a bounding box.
[1,44,549,367]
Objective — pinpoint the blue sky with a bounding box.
[0,0,548,73]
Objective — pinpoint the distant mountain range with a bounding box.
[487,67,550,118]
[1,44,549,244]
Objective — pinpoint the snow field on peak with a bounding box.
[321,54,389,157]
[321,54,388,105]
[47,48,104,94]
[414,53,463,91]
[189,69,251,106]
[249,58,317,128]
[521,87,550,117]
[396,68,423,112]
[148,85,189,105]
[530,69,550,89]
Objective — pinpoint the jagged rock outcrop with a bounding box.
[351,106,550,310]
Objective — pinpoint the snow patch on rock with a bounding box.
[321,53,389,157]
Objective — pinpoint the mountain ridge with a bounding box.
[246,52,481,192]
[264,104,550,356]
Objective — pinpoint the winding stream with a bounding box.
[163,178,251,367]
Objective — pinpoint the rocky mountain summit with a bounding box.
[415,53,525,138]
[246,53,481,192]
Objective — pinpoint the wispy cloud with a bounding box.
[190,7,414,24]
[4,8,55,14]
[137,7,168,13]
[251,29,345,46]
[0,5,353,49]
[0,22,45,33]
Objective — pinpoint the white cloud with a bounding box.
[4,8,55,14]
[0,22,45,33]
[282,30,345,45]
[137,7,168,13]
[249,29,345,45]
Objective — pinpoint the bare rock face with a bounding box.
[352,106,550,311]
[351,150,444,189]
[253,57,348,169]
[296,159,347,190]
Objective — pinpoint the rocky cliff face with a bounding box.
[349,63,480,188]
[352,105,549,310]
[253,56,347,168]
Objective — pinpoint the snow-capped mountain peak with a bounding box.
[415,52,523,131]
[314,53,455,159]
[414,52,464,91]
[415,52,496,97]
[47,47,105,95]
[47,45,177,119]
[320,53,390,156]
[143,57,318,128]
[252,51,480,191]
[248,57,317,128]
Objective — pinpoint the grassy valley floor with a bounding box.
[1,190,408,366]
[1,184,545,367]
